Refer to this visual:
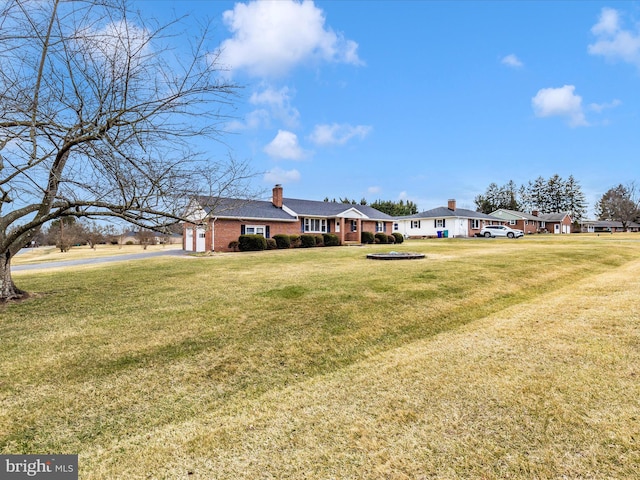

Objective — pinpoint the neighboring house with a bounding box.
[161,233,184,245]
[183,185,395,252]
[537,212,573,234]
[490,209,545,234]
[120,230,183,245]
[491,209,573,234]
[395,200,500,238]
[579,220,640,233]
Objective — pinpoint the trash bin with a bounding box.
[437,231,442,238]
[443,230,449,238]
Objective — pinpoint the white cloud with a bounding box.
[76,20,150,76]
[264,167,301,184]
[531,85,588,127]
[308,123,372,146]
[367,186,381,195]
[589,99,622,113]
[588,7,640,67]
[226,109,271,131]
[250,86,300,128]
[219,0,363,78]
[263,130,308,160]
[501,54,523,68]
[591,7,620,36]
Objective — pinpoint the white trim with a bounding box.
[303,218,327,233]
[214,215,297,222]
[282,204,297,217]
[337,207,369,219]
[245,224,266,236]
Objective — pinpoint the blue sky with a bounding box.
[138,1,640,215]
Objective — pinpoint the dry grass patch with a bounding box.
[1,235,639,478]
[93,258,639,479]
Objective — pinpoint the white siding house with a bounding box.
[395,200,500,238]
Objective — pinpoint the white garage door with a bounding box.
[195,227,206,252]
[184,228,194,251]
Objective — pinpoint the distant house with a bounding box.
[579,220,640,233]
[537,212,573,234]
[395,199,500,238]
[183,185,394,252]
[491,209,573,234]
[489,209,544,234]
[119,230,182,245]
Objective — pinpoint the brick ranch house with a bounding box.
[183,185,395,252]
[490,209,573,234]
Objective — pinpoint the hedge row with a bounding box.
[231,231,404,252]
[233,233,341,251]
[361,232,404,244]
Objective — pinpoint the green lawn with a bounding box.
[2,235,639,478]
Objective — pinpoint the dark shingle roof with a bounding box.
[284,198,394,220]
[197,196,296,221]
[491,209,541,221]
[397,206,498,221]
[537,212,572,222]
[195,196,393,221]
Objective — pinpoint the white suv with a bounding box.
[480,225,524,238]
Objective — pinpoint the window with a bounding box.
[470,219,480,229]
[509,220,517,225]
[376,222,384,232]
[351,220,357,232]
[411,220,421,229]
[393,223,399,231]
[244,225,266,236]
[304,218,327,233]
[436,219,445,228]
[198,232,206,239]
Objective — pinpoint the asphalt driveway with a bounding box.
[13,249,188,272]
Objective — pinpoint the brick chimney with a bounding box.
[272,184,283,208]
[447,199,456,211]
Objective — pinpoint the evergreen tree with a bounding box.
[564,175,587,219]
[474,181,520,213]
[370,199,418,216]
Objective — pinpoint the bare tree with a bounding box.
[135,229,156,250]
[595,183,640,231]
[0,0,254,300]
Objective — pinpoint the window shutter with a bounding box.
[327,222,330,233]
[383,222,387,232]
[265,226,270,238]
[301,219,305,232]
[434,220,437,228]
[443,219,446,228]
[418,220,421,229]
[241,225,246,235]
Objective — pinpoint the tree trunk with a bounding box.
[0,251,27,302]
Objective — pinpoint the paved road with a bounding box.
[13,249,188,272]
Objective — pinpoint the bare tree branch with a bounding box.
[0,0,255,300]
